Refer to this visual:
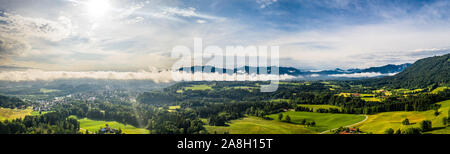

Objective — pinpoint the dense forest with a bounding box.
[0,112,79,134]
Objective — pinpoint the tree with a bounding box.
[278,113,283,121]
[285,115,291,123]
[402,118,410,125]
[434,110,440,117]
[402,128,422,134]
[420,120,432,132]
[443,117,448,126]
[384,128,394,134]
[300,119,306,125]
[395,129,401,134]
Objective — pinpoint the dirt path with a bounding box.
[319,115,368,134]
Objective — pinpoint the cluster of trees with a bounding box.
[147,110,205,134]
[0,95,30,109]
[294,89,450,115]
[385,120,433,134]
[0,112,80,134]
[53,100,206,134]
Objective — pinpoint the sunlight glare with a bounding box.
[86,0,111,18]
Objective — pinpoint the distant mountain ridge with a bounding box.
[365,53,450,88]
[179,63,411,77]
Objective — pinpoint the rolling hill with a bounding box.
[365,53,449,88]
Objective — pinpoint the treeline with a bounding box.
[53,100,206,134]
[0,112,79,134]
[137,81,330,105]
[291,89,450,114]
[0,95,29,109]
[183,101,291,126]
[295,106,340,113]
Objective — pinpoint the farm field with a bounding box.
[183,84,213,91]
[276,82,310,86]
[431,87,449,94]
[223,86,256,92]
[0,107,33,121]
[297,104,341,111]
[355,100,450,134]
[361,97,382,102]
[266,111,366,132]
[168,105,181,112]
[31,110,54,116]
[204,116,316,134]
[69,116,150,134]
[39,88,62,94]
[270,99,291,103]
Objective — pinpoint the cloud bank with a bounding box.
[0,69,295,82]
[328,72,397,78]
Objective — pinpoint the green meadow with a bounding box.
[183,84,213,91]
[361,97,382,102]
[297,104,342,111]
[431,87,449,94]
[31,110,54,116]
[168,105,181,112]
[39,88,62,94]
[355,100,450,134]
[69,116,149,134]
[204,116,316,134]
[0,107,33,121]
[267,111,366,132]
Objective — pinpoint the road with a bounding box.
[319,115,369,134]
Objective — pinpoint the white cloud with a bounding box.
[329,72,397,78]
[196,20,206,24]
[0,69,295,82]
[267,20,450,69]
[0,12,73,42]
[256,0,278,9]
[157,7,226,22]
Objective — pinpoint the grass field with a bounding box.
[183,84,213,91]
[361,97,382,102]
[168,105,181,112]
[355,100,450,134]
[298,104,341,111]
[360,94,376,97]
[0,107,33,121]
[70,116,149,134]
[31,110,54,116]
[204,116,316,134]
[224,86,256,92]
[270,99,291,103]
[337,93,352,97]
[39,88,62,93]
[431,87,449,94]
[267,111,366,132]
[276,82,309,86]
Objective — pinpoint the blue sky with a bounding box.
[0,0,450,72]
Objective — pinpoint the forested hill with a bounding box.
[364,53,450,89]
[0,95,29,109]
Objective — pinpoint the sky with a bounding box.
[1,0,450,74]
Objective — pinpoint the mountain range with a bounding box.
[364,53,449,88]
[179,63,411,78]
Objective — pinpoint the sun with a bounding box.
[85,0,111,18]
